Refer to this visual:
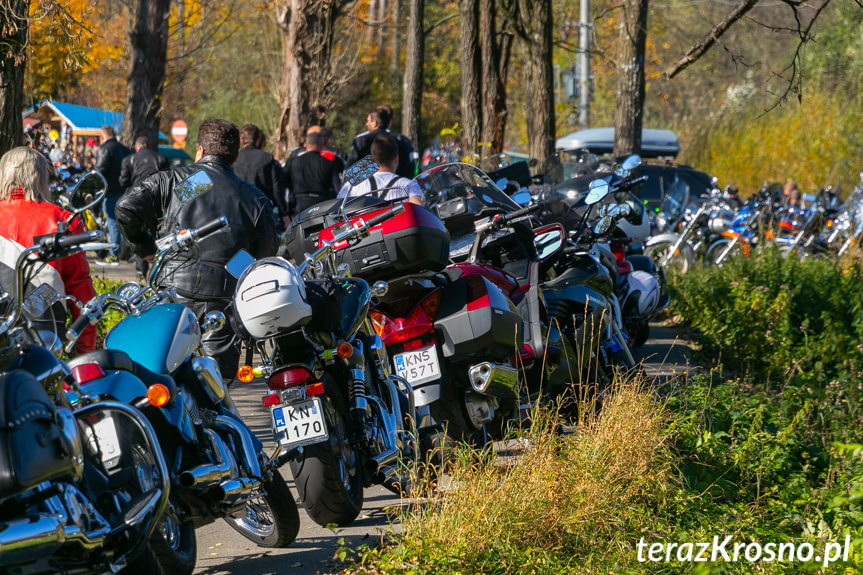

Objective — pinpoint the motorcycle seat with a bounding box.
[68,349,178,402]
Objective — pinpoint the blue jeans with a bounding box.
[103,195,121,258]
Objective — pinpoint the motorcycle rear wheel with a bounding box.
[290,379,364,527]
[223,470,300,547]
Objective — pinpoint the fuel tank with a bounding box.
[106,303,200,375]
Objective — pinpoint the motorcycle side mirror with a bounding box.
[615,154,641,179]
[170,170,214,226]
[63,172,107,222]
[594,215,614,235]
[598,204,610,217]
[436,197,467,219]
[510,191,531,206]
[585,178,610,205]
[534,226,564,261]
[338,155,380,223]
[225,249,256,279]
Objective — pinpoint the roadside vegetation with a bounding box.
[342,251,863,573]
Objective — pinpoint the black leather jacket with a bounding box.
[95,137,131,196]
[115,156,279,300]
[119,147,170,190]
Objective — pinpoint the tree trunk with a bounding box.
[516,0,555,173]
[459,0,481,162]
[391,0,401,75]
[402,0,424,145]
[122,0,171,150]
[480,0,512,158]
[0,0,29,156]
[276,0,346,159]
[613,0,649,157]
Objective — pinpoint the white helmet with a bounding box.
[625,270,660,316]
[234,257,312,339]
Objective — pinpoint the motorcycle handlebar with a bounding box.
[362,204,406,229]
[58,230,103,248]
[193,216,229,240]
[66,314,91,347]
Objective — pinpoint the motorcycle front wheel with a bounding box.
[644,240,693,275]
[290,377,364,527]
[223,470,300,547]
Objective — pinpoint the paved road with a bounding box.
[92,260,695,575]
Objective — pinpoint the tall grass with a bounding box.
[352,379,674,574]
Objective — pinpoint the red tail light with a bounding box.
[268,366,315,391]
[373,290,441,345]
[611,242,631,275]
[71,363,106,385]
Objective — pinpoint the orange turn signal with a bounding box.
[237,365,255,383]
[369,311,386,337]
[337,342,353,358]
[147,383,171,407]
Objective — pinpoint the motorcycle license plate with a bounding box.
[394,344,441,385]
[84,415,122,469]
[272,398,328,448]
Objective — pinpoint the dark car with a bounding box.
[638,162,713,214]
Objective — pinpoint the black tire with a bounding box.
[425,379,485,467]
[644,240,691,275]
[631,318,650,348]
[223,470,301,547]
[290,380,364,527]
[146,503,197,575]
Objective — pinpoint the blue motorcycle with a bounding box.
[65,170,300,575]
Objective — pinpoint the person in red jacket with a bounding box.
[0,146,97,353]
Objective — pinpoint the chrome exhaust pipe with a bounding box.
[213,415,263,479]
[0,515,66,562]
[214,477,261,509]
[368,446,399,481]
[179,429,235,488]
[468,362,518,398]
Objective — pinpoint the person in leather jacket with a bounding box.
[94,125,130,263]
[116,119,279,384]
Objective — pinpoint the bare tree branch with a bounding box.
[663,0,761,80]
[760,0,832,114]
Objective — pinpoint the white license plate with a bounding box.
[394,344,441,385]
[84,415,122,469]
[272,398,328,448]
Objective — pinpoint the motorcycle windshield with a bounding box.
[660,179,689,223]
[416,162,522,222]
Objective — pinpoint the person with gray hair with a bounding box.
[0,146,97,353]
[282,125,345,217]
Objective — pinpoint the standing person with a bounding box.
[94,125,130,265]
[233,124,290,229]
[0,147,97,354]
[376,104,418,179]
[347,108,388,168]
[116,119,279,385]
[283,128,345,217]
[119,135,170,279]
[321,126,347,163]
[338,133,424,205]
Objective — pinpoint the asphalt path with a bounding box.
[91,260,696,575]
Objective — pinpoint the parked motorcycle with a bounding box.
[645,178,737,273]
[0,173,171,574]
[64,170,300,574]
[228,160,418,526]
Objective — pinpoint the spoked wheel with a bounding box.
[705,239,741,266]
[223,471,300,547]
[290,378,364,527]
[644,240,692,275]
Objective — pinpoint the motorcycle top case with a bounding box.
[434,274,523,360]
[282,196,382,263]
[0,369,76,497]
[317,202,451,282]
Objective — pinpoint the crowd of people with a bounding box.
[0,103,419,383]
